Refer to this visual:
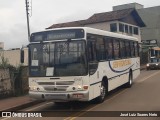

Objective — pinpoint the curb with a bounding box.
[1,100,45,111]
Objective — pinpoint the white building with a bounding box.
[0,47,28,67]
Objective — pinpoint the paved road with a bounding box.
[1,70,160,120]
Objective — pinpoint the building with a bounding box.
[0,42,4,50]
[47,7,145,42]
[113,3,160,47]
[0,47,28,67]
[138,6,160,47]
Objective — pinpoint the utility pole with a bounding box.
[25,0,32,41]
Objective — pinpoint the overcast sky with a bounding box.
[0,0,160,49]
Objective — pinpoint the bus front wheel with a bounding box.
[95,81,106,103]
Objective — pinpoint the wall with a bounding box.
[113,3,144,11]
[0,49,21,67]
[84,21,111,31]
[137,6,160,46]
[22,48,29,66]
[0,48,28,67]
[84,21,141,41]
[0,42,4,50]
[0,69,12,97]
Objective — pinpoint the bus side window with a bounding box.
[113,39,120,59]
[105,37,113,60]
[130,41,135,57]
[88,40,97,62]
[138,42,140,57]
[120,40,126,58]
[134,42,138,57]
[126,41,131,57]
[96,36,106,61]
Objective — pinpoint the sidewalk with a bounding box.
[0,95,44,111]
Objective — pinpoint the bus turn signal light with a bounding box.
[83,85,88,90]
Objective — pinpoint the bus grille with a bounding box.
[43,86,68,91]
[37,81,74,92]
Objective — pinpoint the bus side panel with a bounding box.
[133,69,140,80]
[89,72,101,100]
[132,57,140,80]
[89,62,108,100]
[108,73,128,91]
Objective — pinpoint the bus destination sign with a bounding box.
[47,32,75,40]
[30,29,84,42]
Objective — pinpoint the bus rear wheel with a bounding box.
[95,81,106,103]
[125,72,133,88]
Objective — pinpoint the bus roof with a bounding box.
[83,27,138,41]
[33,27,138,42]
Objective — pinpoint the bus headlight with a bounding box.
[146,64,150,67]
[29,86,37,91]
[77,85,82,90]
[156,64,158,66]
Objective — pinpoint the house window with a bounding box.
[134,27,139,35]
[119,23,124,32]
[110,23,117,32]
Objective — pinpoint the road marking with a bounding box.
[64,71,160,120]
[0,102,52,120]
[26,101,53,111]
[137,71,160,83]
[1,117,10,120]
[64,89,127,120]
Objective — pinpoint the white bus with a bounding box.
[29,27,140,103]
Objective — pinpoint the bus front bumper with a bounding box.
[29,91,89,101]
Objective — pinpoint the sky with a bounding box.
[0,0,160,49]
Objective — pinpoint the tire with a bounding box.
[125,72,133,88]
[95,81,107,103]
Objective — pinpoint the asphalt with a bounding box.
[0,95,44,111]
[0,65,146,112]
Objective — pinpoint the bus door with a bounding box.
[87,39,100,98]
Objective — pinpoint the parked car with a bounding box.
[146,58,160,70]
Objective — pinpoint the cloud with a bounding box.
[1,0,160,49]
[0,23,29,49]
[0,0,15,9]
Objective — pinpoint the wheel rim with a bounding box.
[100,84,106,100]
[129,75,132,85]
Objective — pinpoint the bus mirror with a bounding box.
[21,50,24,63]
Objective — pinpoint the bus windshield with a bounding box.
[29,40,87,77]
[150,58,159,63]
